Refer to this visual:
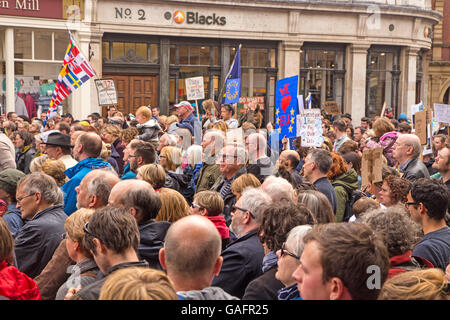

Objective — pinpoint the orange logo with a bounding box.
[174,10,185,23]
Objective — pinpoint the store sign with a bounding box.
[0,0,83,19]
[168,10,226,26]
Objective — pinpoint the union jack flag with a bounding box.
[46,32,96,122]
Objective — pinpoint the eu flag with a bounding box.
[221,44,241,103]
[225,79,240,104]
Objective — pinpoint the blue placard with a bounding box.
[275,75,299,139]
[225,78,240,104]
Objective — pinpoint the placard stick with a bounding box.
[195,99,200,122]
[380,101,386,117]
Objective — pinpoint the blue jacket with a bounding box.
[2,203,24,237]
[176,112,200,137]
[211,229,265,299]
[62,158,111,215]
[121,162,137,180]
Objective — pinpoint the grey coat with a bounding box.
[14,204,67,278]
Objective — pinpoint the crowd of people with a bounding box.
[0,99,449,301]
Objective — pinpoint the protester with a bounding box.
[278,150,304,187]
[159,215,238,300]
[122,139,156,180]
[0,130,16,171]
[135,106,161,148]
[393,134,429,181]
[174,101,200,138]
[196,129,224,193]
[332,119,349,153]
[220,104,238,129]
[0,218,41,300]
[292,222,390,300]
[0,169,25,237]
[377,175,410,208]
[101,124,125,175]
[137,163,166,191]
[231,173,261,201]
[156,188,190,223]
[260,176,295,202]
[296,190,335,223]
[14,173,66,278]
[40,159,68,187]
[407,178,450,270]
[41,132,77,170]
[12,131,36,174]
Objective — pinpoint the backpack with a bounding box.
[333,182,365,222]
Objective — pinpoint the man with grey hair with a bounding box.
[261,176,295,202]
[14,172,67,278]
[76,169,119,210]
[302,148,337,214]
[246,132,272,183]
[213,143,247,225]
[196,129,225,193]
[108,179,170,270]
[393,134,429,181]
[212,187,271,298]
[156,132,177,155]
[159,215,238,300]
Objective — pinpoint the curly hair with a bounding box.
[258,202,316,252]
[40,159,67,187]
[120,127,139,145]
[384,175,410,205]
[360,205,422,258]
[327,152,348,181]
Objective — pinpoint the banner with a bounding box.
[185,76,205,101]
[275,75,298,139]
[47,32,96,121]
[297,108,324,147]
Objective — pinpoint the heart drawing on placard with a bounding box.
[280,95,291,113]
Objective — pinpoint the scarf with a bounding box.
[262,251,278,273]
[277,283,301,300]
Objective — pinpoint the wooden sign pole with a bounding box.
[195,99,200,122]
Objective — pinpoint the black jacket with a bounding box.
[138,220,171,270]
[14,204,66,278]
[246,157,273,183]
[400,157,430,182]
[242,265,284,300]
[211,230,265,299]
[71,260,149,300]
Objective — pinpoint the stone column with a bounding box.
[280,40,302,79]
[404,47,421,119]
[160,38,170,115]
[5,28,14,113]
[345,44,370,127]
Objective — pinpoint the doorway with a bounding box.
[102,75,158,116]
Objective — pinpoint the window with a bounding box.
[299,45,346,111]
[14,29,69,62]
[103,41,159,64]
[366,46,400,118]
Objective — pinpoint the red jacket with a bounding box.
[0,260,41,300]
[389,250,434,279]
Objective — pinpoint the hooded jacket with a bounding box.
[331,168,359,222]
[137,119,161,143]
[0,260,41,300]
[177,286,239,300]
[62,158,111,215]
[379,131,399,167]
[138,220,171,270]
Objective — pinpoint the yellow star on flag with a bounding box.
[291,117,295,124]
[276,109,280,116]
[288,125,293,133]
[290,109,295,115]
[278,128,281,134]
[276,118,280,124]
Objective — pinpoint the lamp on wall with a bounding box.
[89,43,94,61]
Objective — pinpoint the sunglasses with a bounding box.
[280,242,300,260]
[191,203,204,210]
[83,222,104,242]
[231,205,255,219]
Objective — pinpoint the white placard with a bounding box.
[185,76,205,101]
[95,78,118,106]
[297,108,324,147]
[433,104,450,124]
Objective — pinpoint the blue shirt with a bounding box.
[412,226,450,270]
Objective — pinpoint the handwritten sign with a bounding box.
[95,78,118,106]
[323,101,340,115]
[275,75,298,139]
[434,104,450,124]
[414,110,427,145]
[238,96,265,110]
[361,147,383,188]
[297,108,324,147]
[185,76,205,101]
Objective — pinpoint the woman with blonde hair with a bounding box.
[56,208,99,300]
[166,115,179,135]
[211,120,229,135]
[156,188,190,223]
[99,267,178,300]
[137,163,166,191]
[40,159,68,187]
[231,173,262,201]
[102,124,125,175]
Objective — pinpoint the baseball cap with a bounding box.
[0,169,25,195]
[174,101,193,110]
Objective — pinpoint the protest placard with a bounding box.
[361,147,383,189]
[323,101,340,115]
[275,75,299,139]
[433,104,450,124]
[414,110,427,145]
[185,76,205,101]
[95,78,118,106]
[297,108,324,147]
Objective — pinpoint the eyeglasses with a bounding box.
[405,201,419,207]
[83,223,103,242]
[16,193,35,203]
[159,155,166,159]
[128,154,138,158]
[191,203,204,210]
[232,205,255,219]
[280,242,300,260]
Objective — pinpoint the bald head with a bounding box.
[76,169,119,209]
[108,179,160,223]
[394,134,421,163]
[162,215,222,278]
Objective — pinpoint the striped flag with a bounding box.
[46,32,96,122]
[306,93,312,109]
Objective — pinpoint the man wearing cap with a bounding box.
[0,168,25,237]
[174,101,201,138]
[42,132,78,170]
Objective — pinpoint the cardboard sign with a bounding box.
[275,75,299,139]
[414,110,427,145]
[185,76,205,101]
[323,101,340,115]
[297,108,324,147]
[433,104,450,124]
[95,78,118,106]
[361,147,383,188]
[238,96,265,110]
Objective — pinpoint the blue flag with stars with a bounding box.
[225,78,240,104]
[275,75,299,140]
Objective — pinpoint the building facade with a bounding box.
[428,0,450,108]
[0,0,440,125]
